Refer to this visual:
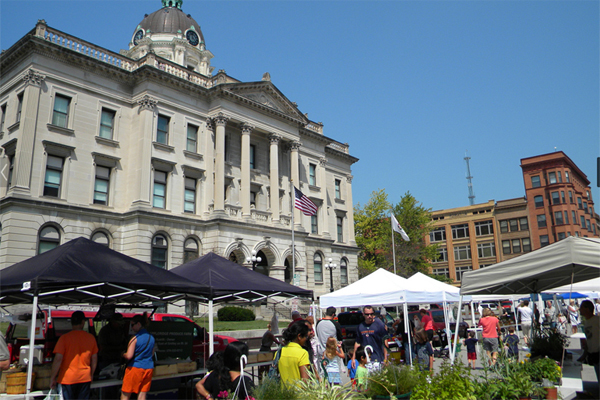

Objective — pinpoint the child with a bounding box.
[463,331,478,369]
[414,329,434,372]
[346,347,357,387]
[354,346,368,392]
[504,326,519,360]
[324,336,345,385]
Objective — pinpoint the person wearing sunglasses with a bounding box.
[350,306,387,369]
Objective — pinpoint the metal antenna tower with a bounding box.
[464,151,475,205]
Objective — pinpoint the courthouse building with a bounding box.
[0,0,359,300]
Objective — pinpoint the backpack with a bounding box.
[267,347,282,381]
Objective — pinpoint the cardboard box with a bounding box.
[153,364,178,376]
[176,361,196,373]
[257,352,274,362]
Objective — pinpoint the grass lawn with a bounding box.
[193,318,288,332]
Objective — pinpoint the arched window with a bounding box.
[314,253,323,282]
[284,258,292,284]
[38,225,60,254]
[152,234,168,269]
[183,237,199,264]
[91,231,110,247]
[253,250,269,277]
[340,258,348,285]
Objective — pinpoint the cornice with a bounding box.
[325,146,359,164]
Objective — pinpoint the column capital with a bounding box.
[213,112,229,127]
[269,133,282,144]
[346,174,353,183]
[240,123,254,135]
[137,95,158,111]
[319,157,328,167]
[290,141,302,151]
[205,118,214,131]
[22,69,45,87]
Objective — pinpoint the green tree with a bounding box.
[354,189,440,279]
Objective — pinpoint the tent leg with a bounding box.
[403,303,412,366]
[25,294,38,399]
[450,296,463,365]
[209,300,214,356]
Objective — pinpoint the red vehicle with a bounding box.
[5,310,236,366]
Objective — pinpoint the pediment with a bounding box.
[225,83,308,122]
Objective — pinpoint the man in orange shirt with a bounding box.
[50,311,98,399]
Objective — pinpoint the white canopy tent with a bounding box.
[544,277,600,296]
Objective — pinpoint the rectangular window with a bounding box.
[577,197,583,209]
[586,220,591,231]
[52,95,70,128]
[477,242,495,258]
[44,155,64,197]
[0,104,6,132]
[551,191,560,205]
[540,235,549,247]
[557,172,562,183]
[475,220,493,236]
[531,175,541,188]
[99,108,115,139]
[454,245,471,260]
[563,211,569,225]
[455,266,472,282]
[512,239,521,254]
[534,195,544,208]
[499,220,508,233]
[502,240,511,255]
[184,177,196,213]
[435,247,448,262]
[548,172,557,184]
[557,232,566,240]
[509,219,519,232]
[335,179,341,199]
[519,217,529,231]
[569,191,573,203]
[583,202,588,213]
[451,224,469,239]
[16,93,23,123]
[250,191,257,207]
[309,163,316,186]
[156,115,169,144]
[537,214,546,228]
[565,171,570,182]
[572,211,577,224]
[7,154,14,187]
[93,166,110,205]
[554,211,563,225]
[433,268,449,279]
[153,170,167,208]
[561,191,565,204]
[311,214,318,234]
[249,144,256,169]
[186,124,198,152]
[430,227,446,242]
[580,215,586,227]
[522,238,531,252]
[337,216,343,242]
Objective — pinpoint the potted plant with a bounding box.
[528,327,568,363]
[410,361,476,400]
[363,364,419,399]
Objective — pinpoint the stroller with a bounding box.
[433,329,450,359]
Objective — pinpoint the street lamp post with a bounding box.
[246,250,262,270]
[325,258,337,292]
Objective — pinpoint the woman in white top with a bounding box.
[568,300,579,335]
[518,300,534,347]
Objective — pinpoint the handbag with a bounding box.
[117,334,151,380]
[267,347,282,381]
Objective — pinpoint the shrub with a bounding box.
[363,364,419,397]
[217,306,256,321]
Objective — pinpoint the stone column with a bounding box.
[346,174,356,245]
[290,141,302,228]
[12,69,45,194]
[240,123,253,218]
[131,95,157,207]
[319,158,330,236]
[213,113,228,212]
[203,119,214,215]
[269,133,281,223]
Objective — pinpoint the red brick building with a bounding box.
[521,151,598,248]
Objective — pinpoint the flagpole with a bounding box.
[391,214,397,275]
[291,180,295,284]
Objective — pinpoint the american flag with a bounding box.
[294,187,318,216]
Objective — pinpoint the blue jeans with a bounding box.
[60,382,91,400]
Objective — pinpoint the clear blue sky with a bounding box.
[2,0,598,212]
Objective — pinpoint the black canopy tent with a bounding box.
[170,252,313,353]
[0,237,211,397]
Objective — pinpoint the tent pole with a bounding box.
[209,300,214,356]
[25,293,38,399]
[450,296,463,365]
[403,302,412,366]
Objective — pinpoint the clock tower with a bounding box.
[122,0,214,76]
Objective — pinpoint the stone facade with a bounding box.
[0,10,359,302]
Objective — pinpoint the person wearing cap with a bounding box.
[287,310,303,328]
[50,311,98,400]
[97,313,128,369]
